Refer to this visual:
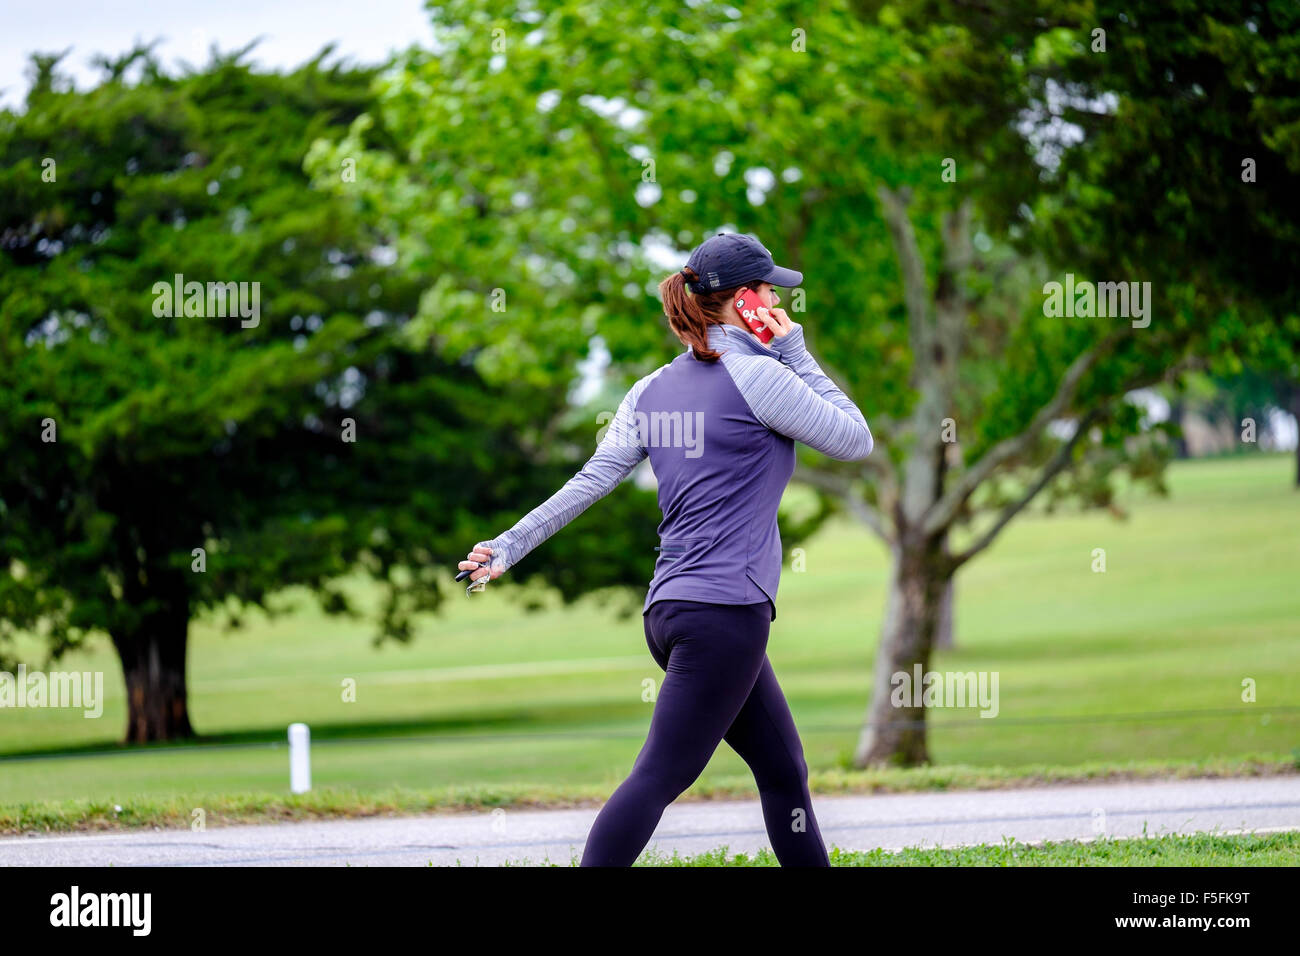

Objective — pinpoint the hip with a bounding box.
[642,597,773,664]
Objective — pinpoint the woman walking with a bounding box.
[458,233,874,866]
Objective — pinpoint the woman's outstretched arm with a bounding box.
[465,365,668,579]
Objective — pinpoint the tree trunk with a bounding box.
[853,540,950,767]
[933,577,955,650]
[861,186,966,767]
[111,592,194,743]
[1170,398,1189,459]
[1291,386,1300,488]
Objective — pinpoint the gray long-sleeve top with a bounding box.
[477,321,872,619]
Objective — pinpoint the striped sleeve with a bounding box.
[722,325,873,461]
[476,364,668,573]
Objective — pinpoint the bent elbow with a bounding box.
[843,425,874,461]
[822,429,873,462]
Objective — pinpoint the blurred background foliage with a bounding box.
[1,0,1297,755]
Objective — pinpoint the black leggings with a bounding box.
[580,599,831,866]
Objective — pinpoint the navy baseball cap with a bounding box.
[683,233,802,294]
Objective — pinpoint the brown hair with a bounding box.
[658,267,764,363]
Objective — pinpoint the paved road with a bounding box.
[3,776,1297,866]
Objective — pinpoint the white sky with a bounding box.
[0,0,435,108]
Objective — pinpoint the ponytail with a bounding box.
[659,266,757,363]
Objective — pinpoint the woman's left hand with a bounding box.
[459,543,505,583]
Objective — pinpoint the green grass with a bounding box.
[5,753,1294,836]
[1,454,1297,819]
[621,831,1300,867]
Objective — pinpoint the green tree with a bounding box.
[838,0,1300,763]
[316,0,1299,767]
[0,45,655,742]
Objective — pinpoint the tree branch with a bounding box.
[934,196,974,367]
[876,185,931,373]
[845,489,891,543]
[949,408,1101,569]
[947,351,1201,567]
[938,199,974,313]
[921,325,1132,535]
[860,446,900,509]
[793,464,893,544]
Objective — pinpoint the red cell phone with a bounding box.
[733,288,774,344]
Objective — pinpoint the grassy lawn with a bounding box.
[4,753,1294,836]
[1,454,1297,816]
[530,831,1300,866]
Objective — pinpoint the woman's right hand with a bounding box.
[756,306,796,339]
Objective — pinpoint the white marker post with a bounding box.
[288,722,311,793]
